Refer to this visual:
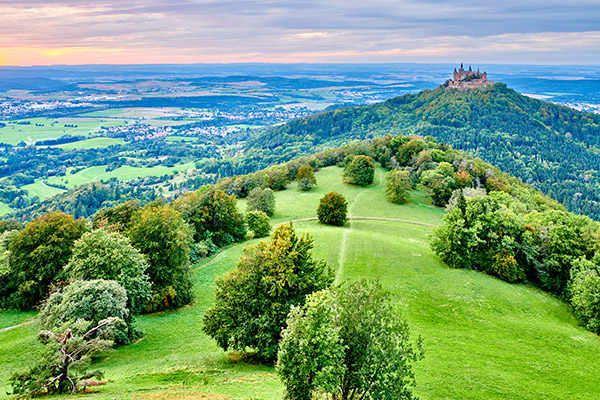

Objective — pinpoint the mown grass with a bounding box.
[1,166,599,399]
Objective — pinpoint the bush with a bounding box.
[385,169,412,204]
[7,211,87,310]
[65,229,152,314]
[317,192,348,226]
[39,279,138,346]
[247,187,276,217]
[344,155,375,186]
[296,165,317,191]
[128,202,194,311]
[203,223,332,362]
[247,210,271,238]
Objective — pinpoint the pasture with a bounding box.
[1,166,599,399]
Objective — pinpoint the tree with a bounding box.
[570,258,600,334]
[419,162,456,206]
[317,192,348,226]
[0,218,22,234]
[128,202,194,311]
[10,319,115,397]
[385,169,412,204]
[39,279,138,346]
[7,211,87,310]
[174,189,246,248]
[92,200,141,231]
[277,280,424,400]
[277,290,344,400]
[65,229,152,314]
[203,223,332,362]
[344,155,375,186]
[247,187,276,217]
[296,165,317,191]
[246,210,271,238]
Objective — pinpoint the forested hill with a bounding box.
[248,83,600,219]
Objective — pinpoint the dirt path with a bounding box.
[335,169,384,284]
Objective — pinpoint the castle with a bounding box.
[446,64,493,89]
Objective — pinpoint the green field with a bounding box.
[52,137,125,150]
[0,118,125,146]
[1,166,599,399]
[44,162,197,191]
[21,179,66,200]
[0,202,12,216]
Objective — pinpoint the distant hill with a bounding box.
[249,83,600,219]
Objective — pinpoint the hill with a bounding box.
[247,83,600,219]
[2,165,599,399]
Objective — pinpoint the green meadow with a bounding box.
[1,166,599,399]
[42,162,197,191]
[0,118,125,146]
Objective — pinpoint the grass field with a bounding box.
[0,118,125,146]
[1,166,599,399]
[21,179,66,200]
[44,162,197,191]
[0,202,12,216]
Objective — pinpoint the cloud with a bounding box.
[0,1,599,65]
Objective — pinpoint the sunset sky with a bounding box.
[1,0,599,66]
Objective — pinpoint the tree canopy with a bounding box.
[277,280,424,400]
[203,223,332,362]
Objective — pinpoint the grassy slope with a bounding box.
[1,166,599,399]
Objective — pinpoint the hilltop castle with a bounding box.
[446,64,493,89]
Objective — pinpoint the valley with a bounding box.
[2,166,599,399]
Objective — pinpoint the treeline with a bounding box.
[245,83,600,219]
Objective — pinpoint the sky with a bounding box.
[0,0,599,66]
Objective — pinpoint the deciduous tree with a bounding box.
[203,223,332,362]
[317,192,348,226]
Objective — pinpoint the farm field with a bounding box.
[1,166,599,399]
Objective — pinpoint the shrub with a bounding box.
[7,211,87,310]
[65,229,152,314]
[39,279,138,346]
[296,165,317,191]
[317,192,348,226]
[247,187,276,217]
[128,202,194,311]
[344,155,375,186]
[203,223,332,362]
[385,169,412,204]
[247,210,271,238]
